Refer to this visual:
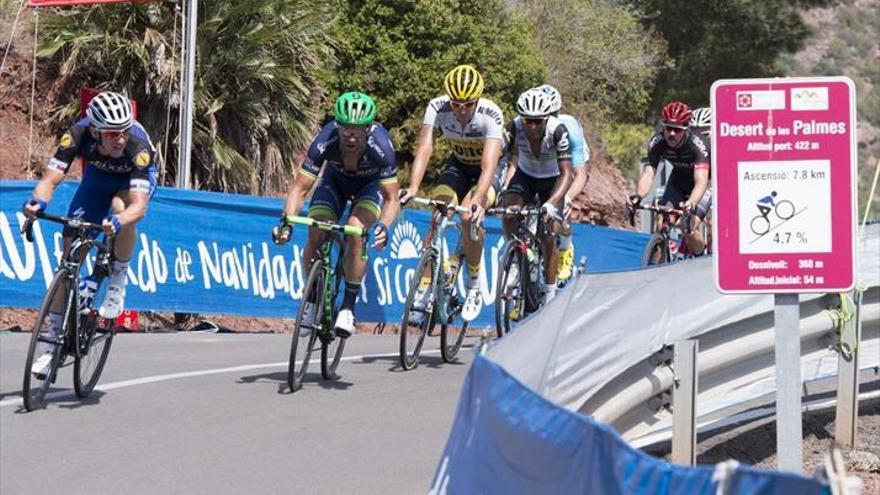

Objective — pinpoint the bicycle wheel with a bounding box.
[288,261,322,392]
[399,249,437,370]
[74,274,114,398]
[750,215,770,236]
[775,200,795,220]
[642,233,670,266]
[495,242,526,338]
[321,303,347,380]
[22,268,72,411]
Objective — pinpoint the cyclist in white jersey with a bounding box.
[400,65,505,322]
[500,88,572,304]
[536,84,590,282]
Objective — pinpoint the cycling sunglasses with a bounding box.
[97,129,131,140]
[662,123,688,133]
[450,99,477,110]
[523,117,548,126]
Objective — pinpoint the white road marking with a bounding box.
[1,349,446,408]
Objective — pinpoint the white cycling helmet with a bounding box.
[690,107,712,128]
[536,84,562,113]
[87,91,134,131]
[516,88,554,118]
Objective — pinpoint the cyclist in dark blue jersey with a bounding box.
[22,91,158,376]
[273,92,400,338]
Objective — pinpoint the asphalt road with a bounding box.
[0,331,478,495]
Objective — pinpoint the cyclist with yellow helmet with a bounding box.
[274,92,400,338]
[400,65,506,322]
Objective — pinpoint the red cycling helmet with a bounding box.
[661,101,692,127]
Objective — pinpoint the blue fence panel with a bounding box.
[1,180,649,324]
[430,354,830,495]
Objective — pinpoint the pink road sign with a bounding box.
[711,77,857,293]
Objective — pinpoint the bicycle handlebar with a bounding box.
[486,206,545,217]
[284,215,368,237]
[21,211,105,243]
[408,196,469,214]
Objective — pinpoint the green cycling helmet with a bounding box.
[334,92,377,126]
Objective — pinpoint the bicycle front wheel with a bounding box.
[73,320,114,398]
[288,261,323,392]
[23,268,72,411]
[399,249,437,370]
[321,325,346,380]
[495,242,526,338]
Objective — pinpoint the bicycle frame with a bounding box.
[25,213,114,360]
[286,215,367,339]
[411,197,468,324]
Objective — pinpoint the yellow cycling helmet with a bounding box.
[443,65,484,102]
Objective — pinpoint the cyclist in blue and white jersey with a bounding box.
[22,91,159,376]
[536,84,590,282]
[273,92,400,338]
[500,88,572,304]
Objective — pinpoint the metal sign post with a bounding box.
[711,77,858,472]
[176,0,197,190]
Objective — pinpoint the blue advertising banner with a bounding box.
[0,181,648,326]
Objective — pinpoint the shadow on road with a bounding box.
[358,353,465,372]
[12,389,107,414]
[237,371,354,394]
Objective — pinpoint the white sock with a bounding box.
[559,234,573,250]
[47,311,63,337]
[110,259,130,287]
[40,311,64,354]
[545,283,557,298]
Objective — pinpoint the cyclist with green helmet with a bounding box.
[273,92,400,338]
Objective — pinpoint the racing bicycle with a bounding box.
[285,215,367,392]
[21,212,116,411]
[489,205,555,338]
[398,197,470,370]
[627,202,699,266]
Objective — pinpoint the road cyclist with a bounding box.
[535,84,591,284]
[21,90,158,379]
[628,101,712,256]
[399,64,506,324]
[491,88,572,332]
[273,91,400,344]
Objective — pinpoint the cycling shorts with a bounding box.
[432,157,504,206]
[503,169,561,209]
[308,163,384,220]
[65,164,157,236]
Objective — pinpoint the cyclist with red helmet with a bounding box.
[628,101,711,255]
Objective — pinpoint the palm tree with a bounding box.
[37,0,337,194]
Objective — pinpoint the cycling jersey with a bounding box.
[505,116,572,179]
[423,96,504,166]
[49,117,157,195]
[302,121,397,220]
[49,117,158,229]
[301,121,397,183]
[557,114,589,168]
[641,130,710,196]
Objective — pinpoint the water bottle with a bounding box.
[443,255,460,289]
[78,277,98,314]
[527,248,539,283]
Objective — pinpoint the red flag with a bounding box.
[28,0,159,7]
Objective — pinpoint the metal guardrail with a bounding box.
[578,286,880,448]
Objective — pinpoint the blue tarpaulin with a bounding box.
[430,353,830,495]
